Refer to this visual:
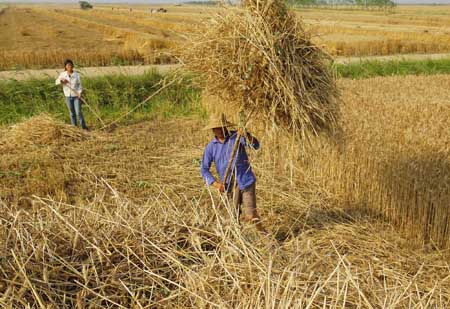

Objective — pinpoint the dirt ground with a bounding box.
[2,52,450,81]
[0,64,178,81]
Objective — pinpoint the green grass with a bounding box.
[1,58,449,126]
[335,58,450,79]
[0,70,204,127]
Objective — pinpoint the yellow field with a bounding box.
[2,4,450,70]
[1,73,449,306]
[0,2,449,307]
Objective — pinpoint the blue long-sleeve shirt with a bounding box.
[200,131,259,191]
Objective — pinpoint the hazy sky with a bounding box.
[1,0,450,4]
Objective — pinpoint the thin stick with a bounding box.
[223,132,241,192]
[101,77,180,130]
[222,108,256,192]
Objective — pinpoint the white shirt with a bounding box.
[55,71,82,97]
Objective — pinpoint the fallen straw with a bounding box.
[1,114,89,148]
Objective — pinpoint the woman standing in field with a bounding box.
[55,59,87,130]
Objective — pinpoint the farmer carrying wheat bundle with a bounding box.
[200,113,266,233]
[55,59,87,130]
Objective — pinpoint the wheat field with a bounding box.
[1,4,450,70]
[0,2,449,307]
[0,73,449,307]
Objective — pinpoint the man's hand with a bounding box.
[237,128,253,140]
[77,93,81,99]
[212,181,225,193]
[60,79,69,84]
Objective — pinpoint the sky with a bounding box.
[1,0,450,4]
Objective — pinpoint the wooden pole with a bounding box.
[222,111,246,192]
[101,78,178,130]
[223,133,242,191]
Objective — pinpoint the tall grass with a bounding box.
[186,73,450,249]
[1,57,449,124]
[0,71,202,126]
[335,58,450,78]
[317,26,450,56]
[311,75,450,248]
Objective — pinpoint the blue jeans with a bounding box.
[65,96,87,129]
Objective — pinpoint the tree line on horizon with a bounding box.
[288,0,396,9]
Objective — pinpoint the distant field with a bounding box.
[1,4,450,70]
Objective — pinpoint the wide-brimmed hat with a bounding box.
[202,113,236,130]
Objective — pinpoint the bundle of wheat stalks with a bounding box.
[0,114,88,149]
[181,0,339,140]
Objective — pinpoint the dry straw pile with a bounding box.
[0,114,89,149]
[1,119,449,307]
[181,0,339,140]
[0,114,93,206]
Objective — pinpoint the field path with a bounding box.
[1,53,450,81]
[0,64,179,81]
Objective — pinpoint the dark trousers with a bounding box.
[227,182,258,221]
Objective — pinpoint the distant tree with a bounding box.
[287,0,395,9]
[79,1,93,10]
[374,0,396,10]
[354,0,395,9]
[287,0,319,6]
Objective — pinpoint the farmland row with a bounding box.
[0,7,179,70]
[0,7,109,51]
[316,25,450,56]
[0,7,146,70]
[298,9,450,28]
[42,7,450,57]
[75,7,199,33]
[2,6,450,70]
[33,8,172,50]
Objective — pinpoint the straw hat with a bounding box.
[202,113,236,130]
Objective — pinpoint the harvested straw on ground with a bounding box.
[180,0,339,141]
[0,114,89,149]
